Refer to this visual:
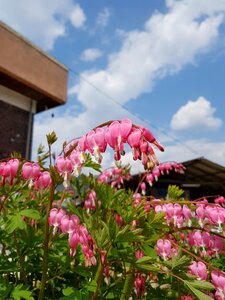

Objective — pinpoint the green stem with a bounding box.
[120,265,135,300]
[38,182,55,300]
[91,260,104,300]
[13,231,26,282]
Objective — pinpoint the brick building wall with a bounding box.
[0,22,68,160]
[0,99,33,159]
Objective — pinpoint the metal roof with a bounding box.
[182,157,225,188]
[127,157,225,198]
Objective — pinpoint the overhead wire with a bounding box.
[68,66,203,157]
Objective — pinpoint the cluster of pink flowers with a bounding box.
[134,250,161,297]
[215,196,225,207]
[154,203,192,228]
[134,250,146,297]
[0,159,51,190]
[98,166,131,189]
[49,208,96,267]
[132,193,151,213]
[84,190,98,212]
[145,162,185,186]
[154,199,225,233]
[55,119,164,187]
[211,271,225,300]
[195,203,225,232]
[156,238,225,298]
[0,158,20,185]
[187,231,224,257]
[22,162,51,189]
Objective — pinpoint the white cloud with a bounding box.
[33,0,225,163]
[76,0,225,107]
[80,48,103,62]
[157,138,225,166]
[68,85,79,95]
[96,7,111,27]
[170,96,223,131]
[69,4,86,28]
[0,0,86,50]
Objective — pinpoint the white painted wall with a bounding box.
[0,84,37,113]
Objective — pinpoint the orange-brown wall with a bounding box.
[0,22,68,108]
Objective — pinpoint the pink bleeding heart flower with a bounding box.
[146,173,154,186]
[49,208,67,234]
[156,239,172,260]
[35,171,51,189]
[86,128,107,163]
[140,182,146,195]
[22,162,40,180]
[137,125,164,152]
[105,118,132,159]
[56,156,73,188]
[22,162,41,188]
[127,128,142,160]
[211,271,225,299]
[189,261,207,280]
[60,214,80,234]
[134,274,146,298]
[152,168,160,181]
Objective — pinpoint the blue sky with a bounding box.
[1,0,225,173]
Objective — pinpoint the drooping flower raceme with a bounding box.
[0,158,19,185]
[48,208,96,267]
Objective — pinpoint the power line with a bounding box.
[68,67,203,157]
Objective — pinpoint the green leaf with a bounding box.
[112,189,126,200]
[19,209,41,220]
[46,131,57,145]
[142,244,158,259]
[6,214,26,233]
[135,263,162,273]
[149,211,165,225]
[115,227,143,243]
[105,292,116,299]
[62,286,80,297]
[171,253,191,270]
[185,280,215,291]
[115,224,130,239]
[50,166,63,185]
[167,185,184,201]
[74,266,92,278]
[0,280,12,299]
[0,258,17,272]
[97,222,110,247]
[12,284,34,300]
[107,216,117,241]
[136,256,154,264]
[83,154,101,173]
[83,279,97,292]
[184,281,214,300]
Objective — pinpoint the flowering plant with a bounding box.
[0,119,224,299]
